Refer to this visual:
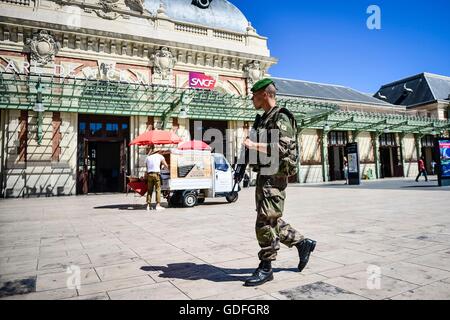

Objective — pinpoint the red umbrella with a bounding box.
[129,130,182,146]
[178,140,211,150]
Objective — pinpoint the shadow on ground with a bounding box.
[93,204,147,210]
[141,263,298,283]
[292,178,450,191]
[94,201,234,210]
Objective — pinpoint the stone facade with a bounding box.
[0,0,276,197]
[0,0,445,197]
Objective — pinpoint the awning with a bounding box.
[1,73,448,134]
[300,110,450,135]
[0,73,337,123]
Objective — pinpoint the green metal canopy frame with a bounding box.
[0,73,448,135]
[0,73,337,123]
[301,110,450,135]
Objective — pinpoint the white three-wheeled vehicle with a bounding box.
[160,149,239,207]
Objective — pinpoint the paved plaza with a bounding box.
[0,178,450,300]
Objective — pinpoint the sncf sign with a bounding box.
[189,72,216,90]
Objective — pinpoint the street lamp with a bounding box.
[323,123,330,131]
[383,127,389,134]
[33,78,45,145]
[178,106,189,119]
[178,92,193,119]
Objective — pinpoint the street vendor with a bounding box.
[146,145,169,211]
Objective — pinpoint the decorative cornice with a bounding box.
[0,23,275,77]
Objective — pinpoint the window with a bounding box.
[421,135,434,147]
[328,131,348,146]
[90,123,102,134]
[106,123,119,132]
[79,122,86,135]
[379,133,397,147]
[214,154,229,172]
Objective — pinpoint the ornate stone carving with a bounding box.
[52,0,149,19]
[124,0,144,13]
[94,0,122,20]
[150,47,177,82]
[244,60,263,88]
[26,30,61,66]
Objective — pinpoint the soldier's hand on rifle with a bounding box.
[244,138,268,154]
[244,138,256,150]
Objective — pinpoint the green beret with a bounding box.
[251,78,275,93]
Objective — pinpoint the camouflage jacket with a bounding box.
[252,106,298,176]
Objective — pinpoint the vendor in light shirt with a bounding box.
[145,145,168,211]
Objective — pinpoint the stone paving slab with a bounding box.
[272,281,367,300]
[36,268,100,291]
[381,261,450,286]
[389,281,450,300]
[324,271,419,300]
[107,281,189,300]
[0,178,449,300]
[77,275,155,296]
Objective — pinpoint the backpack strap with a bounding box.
[276,107,298,129]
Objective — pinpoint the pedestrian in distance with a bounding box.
[415,156,428,182]
[343,156,349,184]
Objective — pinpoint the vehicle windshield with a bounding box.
[214,154,229,172]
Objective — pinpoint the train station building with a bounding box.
[1,0,449,197]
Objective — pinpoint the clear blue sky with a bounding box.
[232,0,450,94]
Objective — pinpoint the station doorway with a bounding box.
[421,135,436,174]
[327,131,348,181]
[379,133,403,178]
[77,115,130,194]
[189,120,229,158]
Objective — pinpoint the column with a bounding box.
[414,134,422,161]
[321,130,329,182]
[296,130,302,183]
[372,132,381,179]
[399,133,406,177]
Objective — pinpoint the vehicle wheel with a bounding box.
[197,198,205,204]
[182,191,197,207]
[225,192,238,203]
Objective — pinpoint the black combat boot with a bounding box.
[243,261,273,287]
[295,238,317,272]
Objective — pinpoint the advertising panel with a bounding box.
[189,72,216,90]
[439,140,450,178]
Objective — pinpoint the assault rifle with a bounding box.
[232,114,262,185]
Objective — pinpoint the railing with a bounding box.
[175,23,208,36]
[213,30,244,42]
[0,0,30,5]
[174,23,245,43]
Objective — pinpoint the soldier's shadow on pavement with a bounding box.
[141,263,298,283]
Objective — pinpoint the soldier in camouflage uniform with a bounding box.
[243,78,317,287]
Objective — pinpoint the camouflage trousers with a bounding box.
[255,174,304,261]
